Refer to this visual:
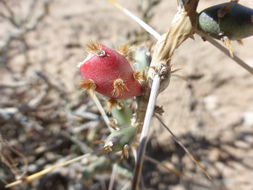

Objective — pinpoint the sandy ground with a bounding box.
[1,0,253,189]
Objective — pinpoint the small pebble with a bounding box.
[243,111,253,126]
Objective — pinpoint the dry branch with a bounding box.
[196,30,253,75]
[0,0,51,68]
[132,0,200,189]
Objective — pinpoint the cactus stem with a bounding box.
[112,78,129,97]
[78,79,96,91]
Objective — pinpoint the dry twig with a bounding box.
[132,0,199,189]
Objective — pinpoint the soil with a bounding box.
[1,0,253,190]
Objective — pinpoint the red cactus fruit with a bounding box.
[78,42,142,99]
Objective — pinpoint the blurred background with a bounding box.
[1,0,253,189]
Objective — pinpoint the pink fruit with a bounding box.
[79,43,142,99]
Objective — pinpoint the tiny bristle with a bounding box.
[86,42,101,54]
[171,68,182,73]
[122,144,129,159]
[150,66,156,71]
[222,36,234,57]
[117,44,129,56]
[102,145,112,153]
[78,79,96,90]
[133,71,146,84]
[93,140,105,145]
[107,99,119,110]
[112,78,128,97]
[109,122,120,130]
[127,54,136,63]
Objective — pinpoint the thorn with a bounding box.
[190,34,195,40]
[171,68,182,73]
[237,40,243,45]
[201,37,207,42]
[87,42,106,57]
[150,66,156,71]
[172,74,189,81]
[107,99,124,111]
[133,71,146,84]
[117,44,129,56]
[127,55,136,63]
[117,44,135,62]
[154,105,164,115]
[121,144,130,159]
[87,41,101,53]
[78,79,96,91]
[109,122,120,131]
[103,141,113,152]
[112,78,128,97]
[221,36,234,57]
[93,140,106,145]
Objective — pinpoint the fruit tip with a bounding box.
[77,53,94,68]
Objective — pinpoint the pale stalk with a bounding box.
[5,152,93,188]
[132,74,161,189]
[196,30,253,75]
[88,91,114,132]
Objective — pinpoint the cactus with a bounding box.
[104,126,136,153]
[78,42,143,99]
[198,2,253,40]
[109,100,133,126]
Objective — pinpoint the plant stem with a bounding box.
[5,152,93,188]
[155,114,211,179]
[107,0,161,40]
[108,164,117,190]
[132,74,161,190]
[196,30,253,75]
[89,91,114,132]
